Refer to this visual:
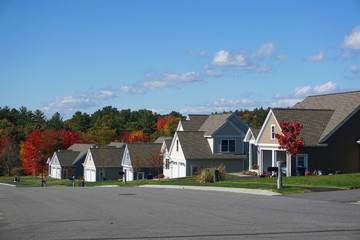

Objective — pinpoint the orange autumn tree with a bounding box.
[121,130,150,143]
[153,116,179,139]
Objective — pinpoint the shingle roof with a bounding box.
[67,143,96,164]
[250,126,261,139]
[181,115,209,131]
[177,131,246,159]
[292,91,360,141]
[272,108,334,145]
[107,142,126,148]
[198,113,232,136]
[154,136,173,143]
[127,143,163,167]
[90,147,125,168]
[56,150,81,167]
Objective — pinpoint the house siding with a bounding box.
[259,114,281,145]
[296,109,360,174]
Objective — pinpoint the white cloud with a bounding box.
[277,55,289,60]
[271,99,302,108]
[339,25,360,50]
[257,42,275,58]
[212,50,248,68]
[347,65,359,74]
[42,89,116,117]
[199,50,207,56]
[273,81,339,107]
[339,51,360,59]
[304,51,325,62]
[119,85,144,94]
[180,98,255,114]
[120,71,203,94]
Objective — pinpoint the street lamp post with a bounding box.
[41,154,44,187]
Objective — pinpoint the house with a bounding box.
[254,91,360,176]
[48,143,95,179]
[243,126,261,172]
[83,145,125,182]
[165,113,249,179]
[158,137,173,178]
[121,143,163,181]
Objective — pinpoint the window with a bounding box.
[165,158,169,169]
[271,125,275,140]
[176,140,179,152]
[221,139,236,152]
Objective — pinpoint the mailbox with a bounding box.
[267,167,278,172]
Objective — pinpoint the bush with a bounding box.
[11,167,24,176]
[195,164,226,183]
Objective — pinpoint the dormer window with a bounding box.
[221,139,235,153]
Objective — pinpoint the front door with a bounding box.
[296,154,308,176]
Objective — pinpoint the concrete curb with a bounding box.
[139,185,281,196]
[0,183,16,187]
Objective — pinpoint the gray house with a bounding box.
[83,145,125,182]
[165,113,249,178]
[121,143,163,181]
[48,143,95,179]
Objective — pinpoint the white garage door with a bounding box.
[91,170,96,182]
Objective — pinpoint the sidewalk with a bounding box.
[139,184,281,196]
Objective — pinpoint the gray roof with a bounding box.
[127,143,163,166]
[154,136,173,144]
[177,131,246,160]
[107,142,126,148]
[89,147,125,168]
[181,115,209,131]
[67,143,96,164]
[250,126,261,139]
[164,139,172,151]
[198,113,233,136]
[293,91,360,141]
[272,108,334,145]
[56,150,81,167]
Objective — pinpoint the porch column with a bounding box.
[248,143,252,170]
[286,153,291,177]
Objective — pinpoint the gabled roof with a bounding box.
[56,150,81,167]
[176,131,246,160]
[107,142,126,148]
[292,91,360,141]
[89,147,125,168]
[67,143,96,165]
[198,113,232,136]
[250,126,261,139]
[272,108,334,145]
[154,136,173,144]
[181,115,209,131]
[126,143,162,166]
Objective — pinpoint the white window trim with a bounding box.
[270,124,275,140]
[296,154,308,169]
[220,138,236,153]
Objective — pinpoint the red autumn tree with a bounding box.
[121,130,149,143]
[20,130,42,176]
[20,130,84,176]
[275,120,305,157]
[145,149,164,176]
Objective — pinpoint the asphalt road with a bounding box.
[0,185,359,240]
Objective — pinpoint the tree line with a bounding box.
[0,105,269,176]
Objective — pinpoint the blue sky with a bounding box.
[1,0,359,119]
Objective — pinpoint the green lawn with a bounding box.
[1,173,359,194]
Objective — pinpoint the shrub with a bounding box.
[11,167,24,176]
[251,164,259,169]
[195,164,226,183]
